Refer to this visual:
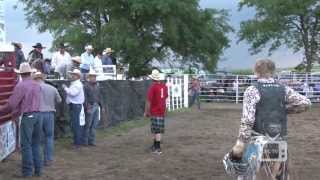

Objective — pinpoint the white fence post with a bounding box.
[236,75,239,104]
[166,77,172,111]
[183,74,189,108]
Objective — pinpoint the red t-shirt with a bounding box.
[147,82,168,117]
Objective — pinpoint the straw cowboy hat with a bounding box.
[32,43,46,49]
[149,69,163,81]
[32,71,45,80]
[71,56,82,64]
[191,75,199,80]
[68,69,81,77]
[15,62,33,74]
[105,48,114,54]
[88,69,99,76]
[85,45,94,50]
[59,43,69,49]
[12,42,22,49]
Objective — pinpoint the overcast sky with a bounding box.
[4,0,303,70]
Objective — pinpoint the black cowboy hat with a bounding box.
[32,43,46,49]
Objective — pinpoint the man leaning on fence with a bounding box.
[224,59,311,179]
[0,63,43,178]
[80,45,95,74]
[33,72,62,167]
[189,76,201,109]
[83,69,104,146]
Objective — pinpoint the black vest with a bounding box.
[253,82,287,137]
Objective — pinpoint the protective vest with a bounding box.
[253,82,287,137]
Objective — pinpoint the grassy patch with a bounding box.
[97,118,150,138]
[54,108,191,149]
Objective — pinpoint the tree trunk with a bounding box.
[304,49,312,72]
[306,58,312,72]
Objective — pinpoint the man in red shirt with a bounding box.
[144,69,168,155]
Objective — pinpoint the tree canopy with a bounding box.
[238,0,320,72]
[19,0,232,77]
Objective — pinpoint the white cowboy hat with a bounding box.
[68,69,81,77]
[85,45,94,50]
[15,62,33,74]
[71,56,82,64]
[105,48,114,54]
[149,69,162,81]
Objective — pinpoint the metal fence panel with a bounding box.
[197,73,320,103]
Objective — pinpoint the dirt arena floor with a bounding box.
[0,103,319,180]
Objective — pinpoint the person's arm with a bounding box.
[83,84,91,112]
[1,84,24,115]
[17,50,26,63]
[164,85,169,99]
[285,86,311,113]
[64,83,80,97]
[97,85,103,108]
[55,88,62,103]
[232,86,260,159]
[51,53,57,69]
[144,87,153,117]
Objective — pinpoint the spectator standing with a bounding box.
[189,76,201,109]
[93,53,103,73]
[80,45,94,73]
[0,63,42,177]
[51,43,72,79]
[102,48,115,65]
[70,56,82,71]
[33,72,62,166]
[83,70,103,146]
[62,69,85,149]
[31,58,45,73]
[12,42,26,69]
[28,43,45,65]
[43,58,52,75]
[144,69,168,155]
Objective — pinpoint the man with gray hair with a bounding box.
[33,72,62,166]
[80,45,94,73]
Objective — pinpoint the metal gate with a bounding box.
[198,73,320,103]
[166,75,189,111]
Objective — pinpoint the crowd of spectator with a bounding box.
[12,42,117,79]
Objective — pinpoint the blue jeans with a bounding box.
[39,112,55,163]
[83,104,99,145]
[80,68,89,73]
[189,91,200,109]
[69,104,84,145]
[20,112,42,176]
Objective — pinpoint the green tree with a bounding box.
[239,0,320,72]
[19,0,232,77]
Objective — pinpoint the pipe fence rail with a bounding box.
[197,73,320,103]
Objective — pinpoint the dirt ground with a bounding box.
[0,103,319,180]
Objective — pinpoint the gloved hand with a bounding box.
[286,105,309,114]
[230,140,245,161]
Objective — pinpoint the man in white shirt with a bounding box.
[80,45,95,73]
[62,69,85,149]
[52,43,72,79]
[93,53,103,73]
